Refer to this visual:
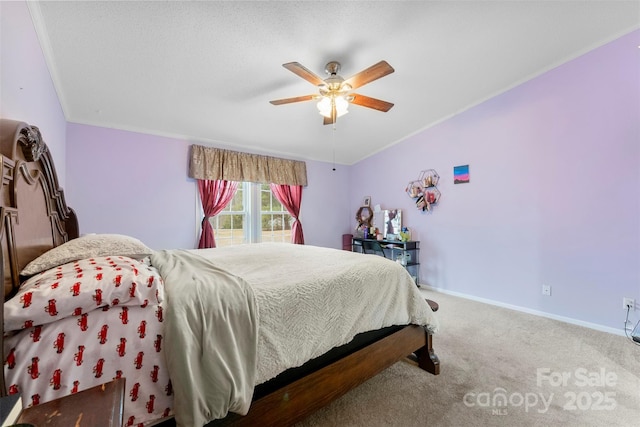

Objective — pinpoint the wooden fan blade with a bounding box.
[350,94,394,112]
[283,62,325,87]
[343,60,394,90]
[270,95,315,105]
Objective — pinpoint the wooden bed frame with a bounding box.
[0,119,440,426]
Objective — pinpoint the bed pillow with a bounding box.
[5,256,164,332]
[20,233,152,276]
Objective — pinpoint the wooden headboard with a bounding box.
[0,119,78,395]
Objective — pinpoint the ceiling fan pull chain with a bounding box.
[332,125,336,171]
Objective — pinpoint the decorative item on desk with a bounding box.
[354,222,367,238]
[383,209,402,238]
[399,227,410,242]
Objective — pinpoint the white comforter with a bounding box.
[190,243,439,384]
[152,243,439,427]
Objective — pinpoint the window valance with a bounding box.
[189,145,308,186]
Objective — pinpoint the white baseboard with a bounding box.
[418,284,626,337]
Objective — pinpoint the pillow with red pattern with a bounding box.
[5,256,163,332]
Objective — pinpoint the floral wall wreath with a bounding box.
[406,169,441,212]
[356,206,374,228]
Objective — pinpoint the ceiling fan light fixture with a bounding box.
[317,95,349,118]
[271,60,394,125]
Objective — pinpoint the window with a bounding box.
[260,183,293,244]
[208,183,292,247]
[209,183,246,247]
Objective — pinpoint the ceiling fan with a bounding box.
[270,60,395,125]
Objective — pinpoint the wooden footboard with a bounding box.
[208,324,438,427]
[416,328,441,375]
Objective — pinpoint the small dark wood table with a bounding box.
[16,378,125,427]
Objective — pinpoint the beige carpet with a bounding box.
[296,290,640,427]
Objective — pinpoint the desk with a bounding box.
[352,237,420,284]
[16,378,125,427]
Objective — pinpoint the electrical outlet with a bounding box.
[623,297,635,310]
[542,284,551,296]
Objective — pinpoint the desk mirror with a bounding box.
[383,209,402,239]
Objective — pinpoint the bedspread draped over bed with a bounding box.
[150,250,258,427]
[188,243,438,383]
[151,243,439,427]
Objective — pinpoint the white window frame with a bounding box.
[200,182,293,247]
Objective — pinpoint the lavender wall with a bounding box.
[65,123,351,250]
[65,125,195,248]
[1,1,67,184]
[301,160,351,248]
[350,30,640,332]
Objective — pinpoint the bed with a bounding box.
[0,118,440,427]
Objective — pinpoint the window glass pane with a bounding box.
[260,185,292,243]
[261,184,271,211]
[229,185,244,211]
[206,182,293,246]
[210,183,246,247]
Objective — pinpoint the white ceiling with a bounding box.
[29,1,639,165]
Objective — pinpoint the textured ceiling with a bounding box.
[29,1,639,165]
